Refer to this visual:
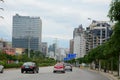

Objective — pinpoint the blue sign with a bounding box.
[67,54,76,59]
[64,57,70,61]
[64,54,76,61]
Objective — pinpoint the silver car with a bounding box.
[0,65,4,73]
[64,63,72,71]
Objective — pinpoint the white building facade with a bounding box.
[73,25,86,58]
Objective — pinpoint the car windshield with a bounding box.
[55,63,63,66]
[65,64,71,66]
[23,62,34,66]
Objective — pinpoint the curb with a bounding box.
[87,69,118,80]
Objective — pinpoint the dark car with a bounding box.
[21,62,39,73]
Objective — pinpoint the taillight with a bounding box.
[54,66,64,68]
[21,66,25,68]
[30,66,33,69]
[54,66,57,68]
[60,66,63,68]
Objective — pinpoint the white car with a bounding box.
[0,65,4,73]
[64,63,72,71]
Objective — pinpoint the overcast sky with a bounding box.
[0,0,111,48]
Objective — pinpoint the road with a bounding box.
[0,66,110,80]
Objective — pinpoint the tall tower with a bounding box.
[73,25,86,58]
[86,20,112,53]
[12,14,42,51]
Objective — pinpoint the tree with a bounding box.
[108,0,120,22]
[108,0,120,76]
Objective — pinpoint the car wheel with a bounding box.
[53,71,56,73]
[0,69,3,73]
[33,69,35,73]
[62,71,65,73]
[70,69,72,71]
[26,71,28,73]
[36,70,39,73]
[21,70,24,73]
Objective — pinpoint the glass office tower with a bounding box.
[12,14,42,51]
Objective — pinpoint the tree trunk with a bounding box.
[111,58,113,74]
[99,59,101,71]
[118,54,120,76]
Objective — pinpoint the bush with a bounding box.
[39,62,56,67]
[0,61,5,65]
[4,62,23,68]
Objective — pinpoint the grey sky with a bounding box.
[0,0,111,48]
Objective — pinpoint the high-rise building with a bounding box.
[41,42,48,56]
[47,43,57,59]
[48,43,56,57]
[69,39,74,53]
[73,25,86,58]
[85,20,112,53]
[12,14,42,51]
[0,39,7,49]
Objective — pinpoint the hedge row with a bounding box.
[4,62,23,68]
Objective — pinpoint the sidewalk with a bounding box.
[88,69,119,80]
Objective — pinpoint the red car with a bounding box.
[53,63,65,73]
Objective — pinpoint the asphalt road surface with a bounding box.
[0,66,110,80]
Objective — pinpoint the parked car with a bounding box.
[64,63,72,71]
[21,62,39,73]
[0,65,4,73]
[53,62,65,73]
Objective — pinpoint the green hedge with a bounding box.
[4,62,23,68]
[39,62,56,67]
[0,57,56,68]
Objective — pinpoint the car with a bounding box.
[0,65,4,73]
[64,63,72,71]
[53,62,65,73]
[21,62,39,73]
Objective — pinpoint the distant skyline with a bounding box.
[0,0,111,48]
